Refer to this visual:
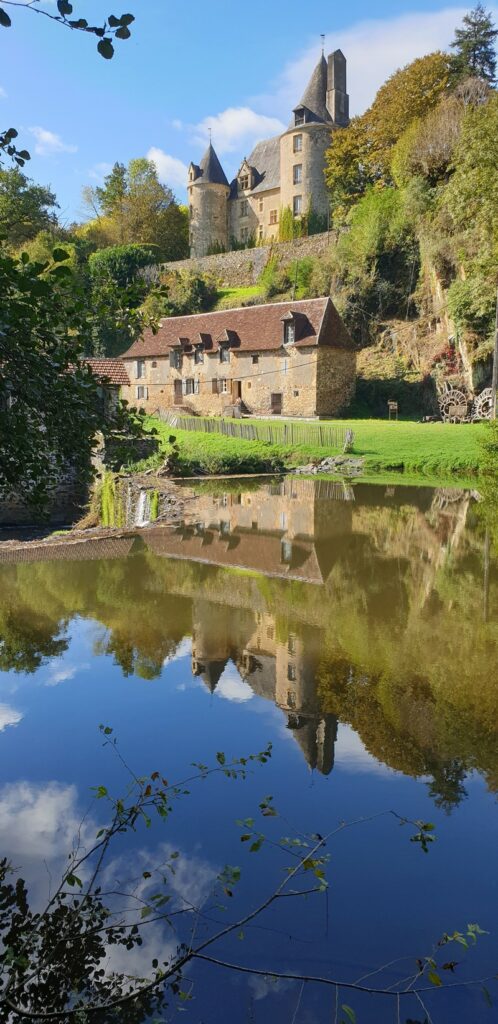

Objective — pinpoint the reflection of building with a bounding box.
[189,594,337,775]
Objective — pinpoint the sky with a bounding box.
[1,0,496,222]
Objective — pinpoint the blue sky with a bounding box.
[1,1,494,222]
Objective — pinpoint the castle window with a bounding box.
[284,321,296,346]
[293,134,303,153]
[293,164,302,185]
[269,210,278,225]
[294,108,305,126]
[293,195,303,216]
[219,346,230,364]
[239,174,249,190]
[240,199,249,217]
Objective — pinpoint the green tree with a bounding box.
[450,3,498,83]
[0,167,58,248]
[95,160,127,217]
[88,243,159,355]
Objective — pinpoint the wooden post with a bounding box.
[492,287,498,420]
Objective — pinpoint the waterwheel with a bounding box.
[438,389,469,423]
[472,388,494,421]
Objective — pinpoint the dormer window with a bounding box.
[294,108,305,127]
[219,345,230,364]
[284,321,296,346]
[239,174,249,190]
[194,345,204,365]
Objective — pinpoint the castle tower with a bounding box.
[279,49,349,225]
[187,142,230,258]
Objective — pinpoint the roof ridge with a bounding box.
[157,296,328,325]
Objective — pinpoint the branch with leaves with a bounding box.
[0,727,495,1023]
[0,1,135,60]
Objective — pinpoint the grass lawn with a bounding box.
[214,286,263,309]
[138,415,488,480]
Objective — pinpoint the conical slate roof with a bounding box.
[197,142,229,186]
[292,55,332,125]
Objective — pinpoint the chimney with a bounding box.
[326,50,349,127]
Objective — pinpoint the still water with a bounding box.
[0,478,497,1023]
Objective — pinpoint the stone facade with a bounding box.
[187,49,349,257]
[120,297,355,419]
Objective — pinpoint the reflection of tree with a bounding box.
[427,760,468,814]
[0,608,67,673]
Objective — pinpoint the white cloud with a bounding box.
[334,724,401,777]
[253,6,491,119]
[28,125,77,156]
[193,106,286,155]
[0,703,22,731]
[88,161,112,181]
[147,146,189,190]
[163,637,191,667]
[0,86,7,100]
[215,663,254,703]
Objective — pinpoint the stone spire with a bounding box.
[292,54,332,125]
[197,141,229,186]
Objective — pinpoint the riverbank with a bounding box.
[133,415,487,481]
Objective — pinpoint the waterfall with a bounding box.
[135,490,151,527]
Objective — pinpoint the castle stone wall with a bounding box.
[163,231,336,288]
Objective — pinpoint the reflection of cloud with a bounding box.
[215,664,254,703]
[45,660,90,686]
[105,842,217,912]
[0,703,23,731]
[334,725,400,777]
[248,975,294,1001]
[164,637,191,667]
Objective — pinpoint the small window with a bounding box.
[240,199,249,217]
[259,198,263,212]
[258,225,263,240]
[287,664,297,682]
[194,346,204,364]
[293,164,302,185]
[219,346,230,364]
[151,360,157,368]
[293,134,303,153]
[252,354,259,365]
[293,195,302,216]
[284,321,295,346]
[239,174,249,190]
[269,209,278,225]
[294,109,305,127]
[135,359,145,379]
[221,378,230,394]
[136,385,148,400]
[183,378,194,396]
[169,350,182,370]
[293,389,299,397]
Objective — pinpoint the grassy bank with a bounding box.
[134,415,487,480]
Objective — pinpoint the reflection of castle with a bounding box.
[190,597,337,775]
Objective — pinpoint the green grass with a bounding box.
[214,286,263,310]
[138,415,488,481]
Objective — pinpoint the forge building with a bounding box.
[120,296,355,418]
[187,49,349,256]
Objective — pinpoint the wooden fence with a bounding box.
[155,410,353,451]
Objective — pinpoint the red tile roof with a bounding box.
[85,358,130,386]
[121,297,353,360]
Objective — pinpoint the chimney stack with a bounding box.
[326,50,349,127]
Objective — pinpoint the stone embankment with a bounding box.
[294,455,364,476]
[163,232,336,287]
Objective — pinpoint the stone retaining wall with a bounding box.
[163,232,337,287]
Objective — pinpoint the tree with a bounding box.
[450,3,498,83]
[88,243,160,355]
[0,167,58,249]
[0,243,144,503]
[83,159,189,261]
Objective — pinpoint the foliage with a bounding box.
[86,243,160,356]
[0,167,58,249]
[163,269,218,316]
[450,2,498,83]
[325,52,451,219]
[0,2,135,60]
[0,242,146,502]
[83,159,189,261]
[258,255,292,299]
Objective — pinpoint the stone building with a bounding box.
[187,48,349,256]
[120,296,355,419]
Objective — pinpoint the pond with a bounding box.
[0,477,497,1023]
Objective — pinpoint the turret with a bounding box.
[187,142,229,257]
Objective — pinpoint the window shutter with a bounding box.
[194,379,200,395]
[182,379,187,395]
[144,386,149,400]
[135,361,139,379]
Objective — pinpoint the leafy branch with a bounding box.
[0,1,135,59]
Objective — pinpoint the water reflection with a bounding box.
[0,478,497,807]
